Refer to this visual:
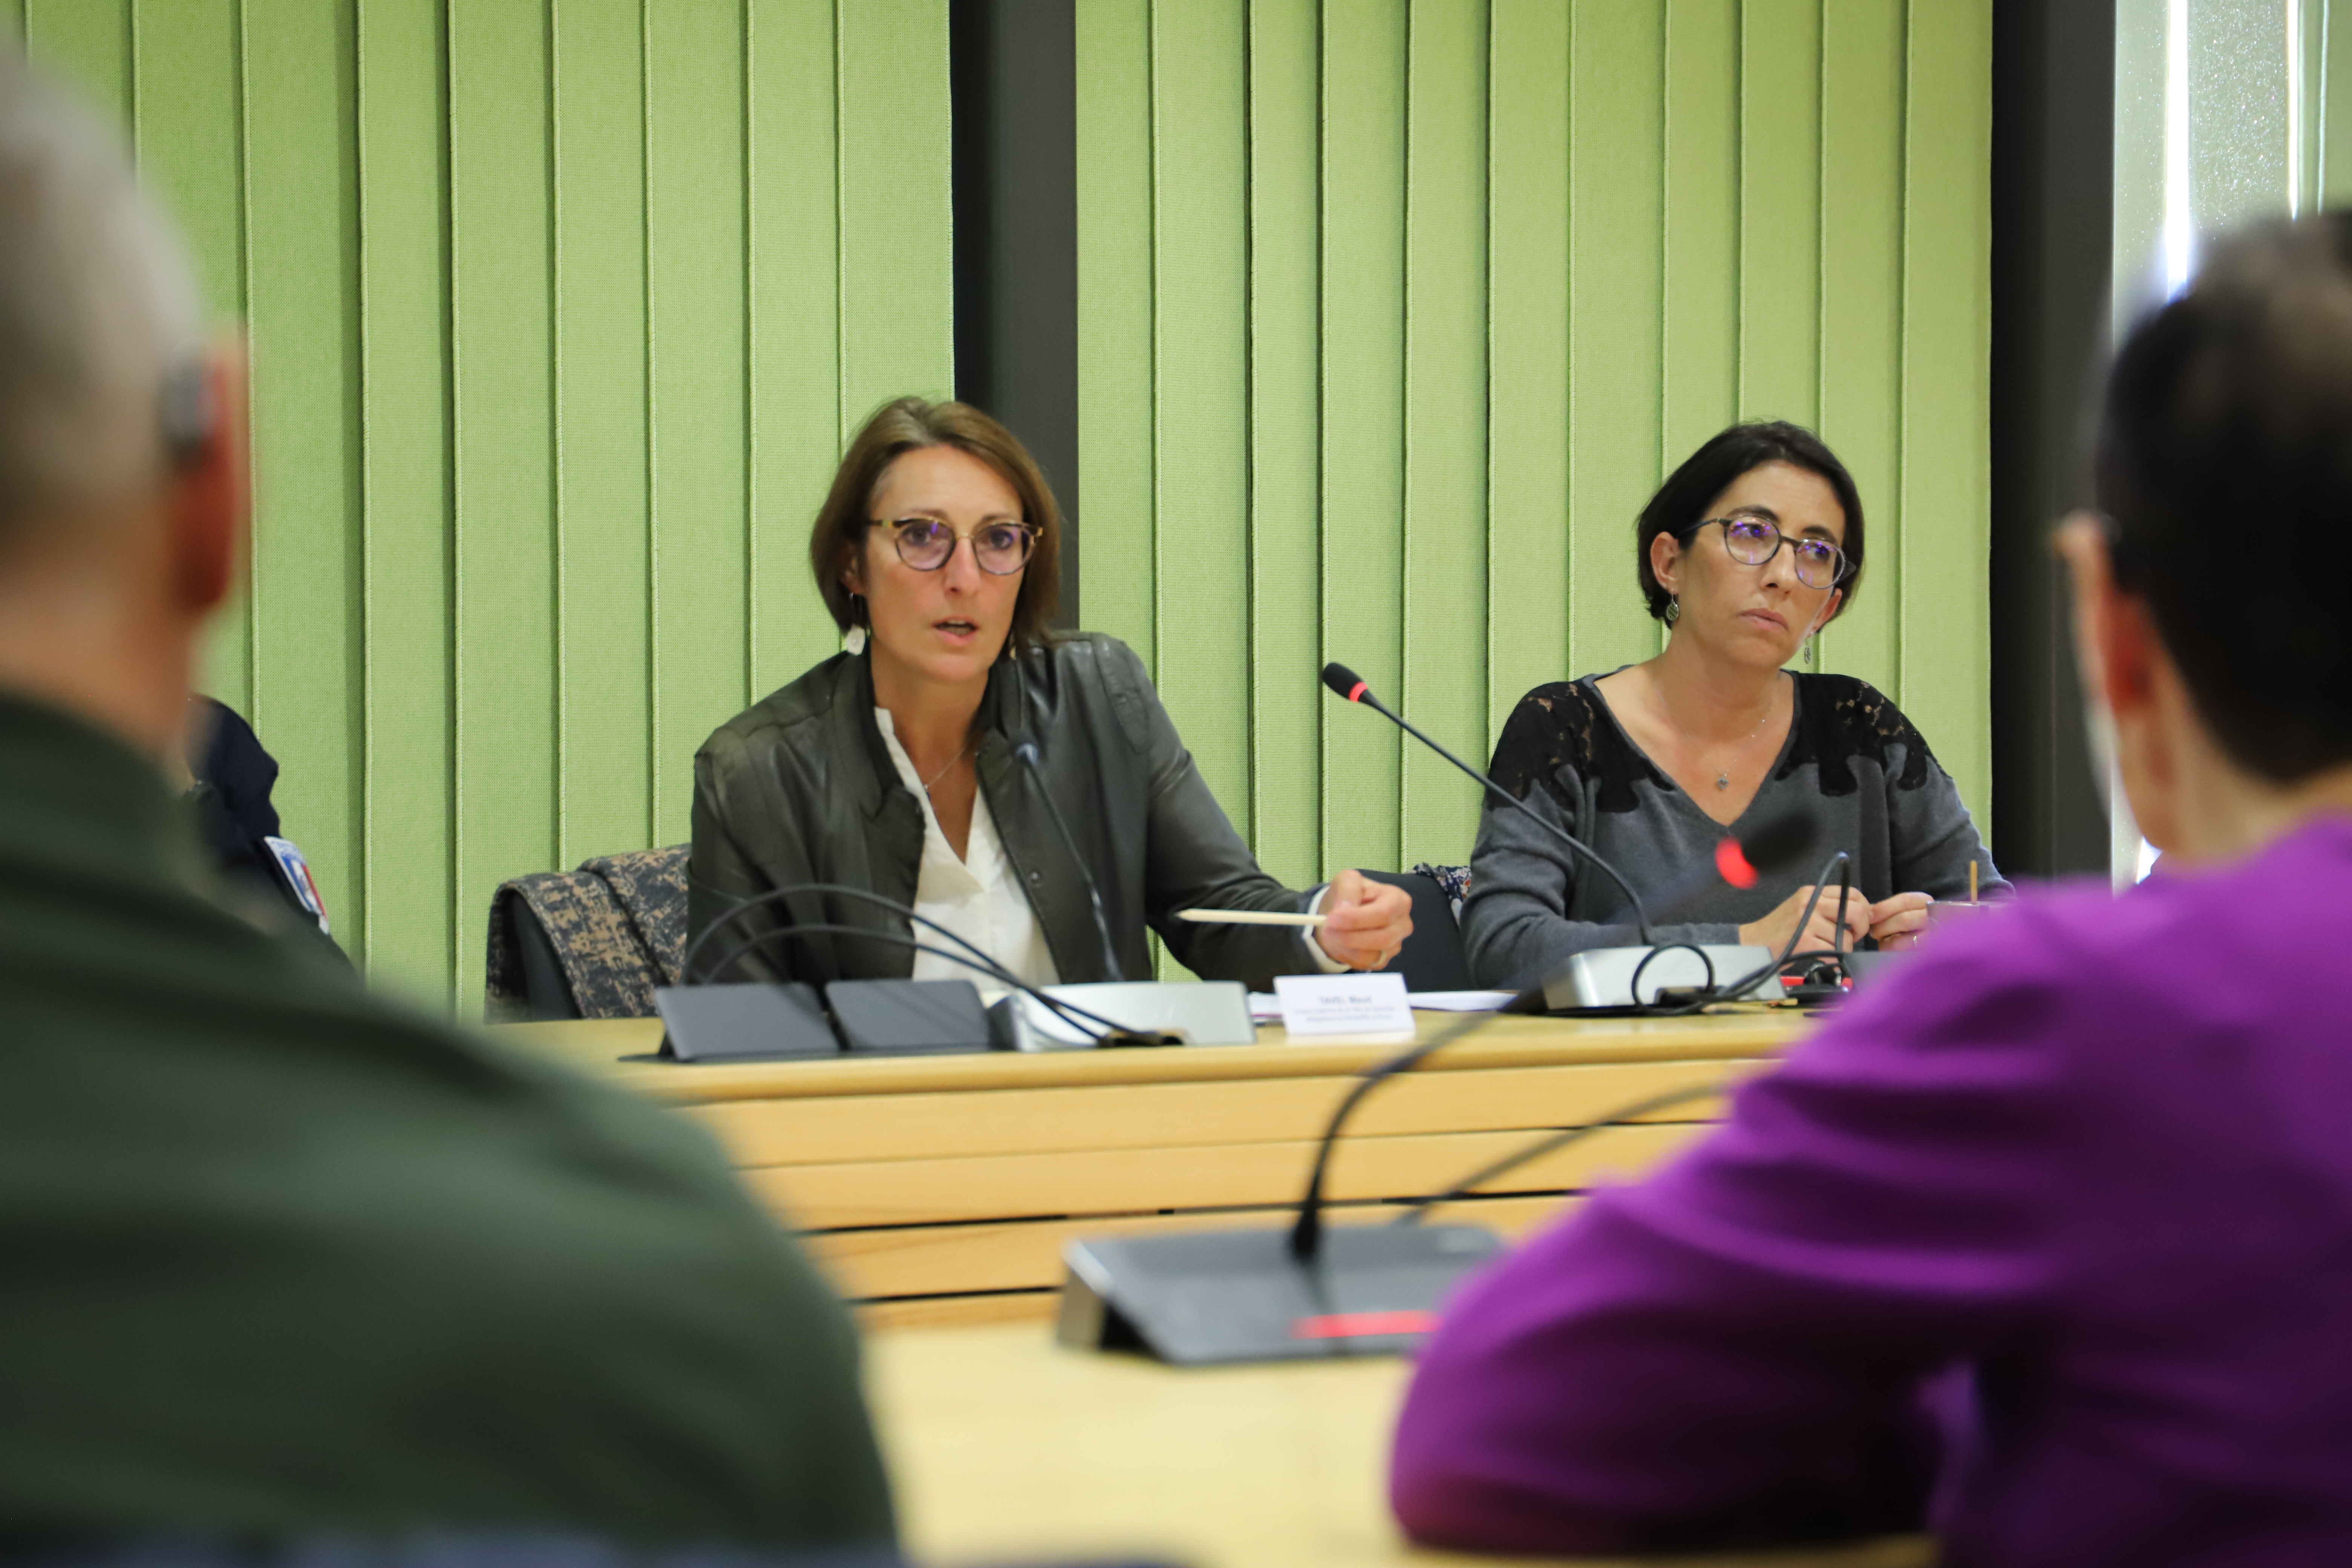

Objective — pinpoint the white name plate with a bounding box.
[1274,972,1417,1039]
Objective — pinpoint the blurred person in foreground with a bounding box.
[0,51,892,1550]
[1390,212,2352,1564]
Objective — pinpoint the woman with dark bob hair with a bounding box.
[687,396,1411,990]
[1461,420,2004,988]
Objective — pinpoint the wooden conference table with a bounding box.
[870,1322,1929,1568]
[501,1008,1932,1567]
[499,1006,1808,1329]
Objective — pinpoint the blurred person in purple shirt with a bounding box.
[1390,211,2352,1565]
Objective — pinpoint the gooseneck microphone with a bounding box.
[1280,802,1806,1265]
[1056,684,1834,1361]
[1605,806,1818,928]
[1321,662,1656,944]
[1014,739,1125,984]
[1285,996,1534,1263]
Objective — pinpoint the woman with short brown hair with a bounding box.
[688,396,1410,992]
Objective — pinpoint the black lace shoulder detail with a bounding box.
[1488,680,1672,815]
[1776,674,1937,796]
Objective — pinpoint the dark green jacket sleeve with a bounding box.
[0,689,896,1549]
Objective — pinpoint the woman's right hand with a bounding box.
[1739,884,1872,957]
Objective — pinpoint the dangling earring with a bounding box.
[843,593,869,656]
[1664,595,1680,626]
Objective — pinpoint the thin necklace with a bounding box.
[919,737,971,794]
[1703,685,1781,791]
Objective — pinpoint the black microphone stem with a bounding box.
[1287,994,1539,1263]
[1015,741,1124,984]
[1834,857,1853,962]
[1344,685,1655,945]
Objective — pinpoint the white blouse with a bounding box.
[874,709,1061,992]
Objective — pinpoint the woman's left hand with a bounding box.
[1315,869,1416,971]
[1868,891,1936,951]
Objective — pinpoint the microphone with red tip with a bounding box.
[1320,661,1660,945]
[1320,661,1818,950]
[1608,805,1818,927]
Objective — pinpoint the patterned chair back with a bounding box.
[485,846,688,1020]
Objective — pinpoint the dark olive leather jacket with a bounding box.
[687,634,1316,989]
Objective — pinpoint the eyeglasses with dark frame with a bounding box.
[1675,514,1848,590]
[873,516,1040,576]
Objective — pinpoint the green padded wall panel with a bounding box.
[1079,0,1994,975]
[32,0,953,1010]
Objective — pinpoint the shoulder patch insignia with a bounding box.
[262,835,331,934]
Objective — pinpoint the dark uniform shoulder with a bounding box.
[1780,672,1937,795]
[1490,679,1669,814]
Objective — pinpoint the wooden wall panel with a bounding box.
[1400,1,1489,868]
[1566,0,1666,678]
[450,0,559,1006]
[646,0,750,845]
[552,0,652,873]
[245,0,368,967]
[1661,0,1739,481]
[1898,0,1992,812]
[1150,0,1252,834]
[1318,3,1409,878]
[131,0,254,747]
[1485,0,1570,739]
[747,0,847,698]
[1245,0,1325,887]
[1073,0,1155,671]
[1816,0,1905,694]
[356,0,456,1000]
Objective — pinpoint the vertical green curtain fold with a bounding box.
[24,0,953,1009]
[1080,0,1995,982]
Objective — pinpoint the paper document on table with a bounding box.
[1406,990,1518,1012]
[1247,993,1284,1023]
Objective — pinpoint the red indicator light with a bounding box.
[1291,1309,1438,1340]
[1715,837,1758,889]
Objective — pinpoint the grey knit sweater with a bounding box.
[1462,671,2007,990]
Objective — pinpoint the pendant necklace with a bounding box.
[919,737,971,795]
[1708,690,1781,791]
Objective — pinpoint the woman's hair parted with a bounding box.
[1634,421,1867,622]
[808,396,1064,658]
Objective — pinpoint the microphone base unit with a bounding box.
[1057,1223,1507,1366]
[827,979,999,1054]
[654,978,1259,1061]
[654,978,996,1062]
[654,982,841,1062]
[990,980,1256,1051]
[1540,943,1776,1012]
[1838,948,1906,987]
